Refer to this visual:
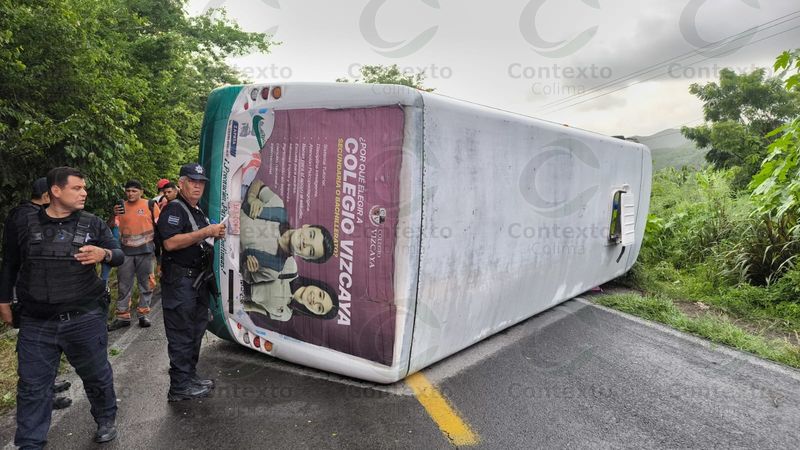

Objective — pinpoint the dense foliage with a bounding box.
[750,50,800,228]
[681,67,800,188]
[631,50,800,332]
[0,0,274,222]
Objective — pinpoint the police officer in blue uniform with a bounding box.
[157,163,225,401]
[0,167,124,448]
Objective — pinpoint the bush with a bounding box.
[642,168,740,271]
[642,165,799,289]
[770,265,800,303]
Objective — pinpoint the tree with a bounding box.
[0,0,274,226]
[750,50,800,224]
[744,49,800,283]
[681,68,800,187]
[336,64,434,91]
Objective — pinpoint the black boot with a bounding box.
[53,396,72,410]
[167,384,211,402]
[94,421,118,443]
[138,316,151,328]
[53,380,71,393]
[191,376,215,389]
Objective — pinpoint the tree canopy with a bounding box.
[681,67,800,187]
[750,49,800,224]
[0,0,274,221]
[336,64,434,91]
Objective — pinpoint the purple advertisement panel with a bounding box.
[239,106,404,365]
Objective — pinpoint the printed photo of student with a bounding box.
[242,269,339,322]
[238,180,334,284]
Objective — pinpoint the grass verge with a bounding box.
[0,326,73,415]
[0,326,16,412]
[623,263,800,334]
[593,293,800,369]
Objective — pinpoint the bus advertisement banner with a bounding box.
[231,106,404,366]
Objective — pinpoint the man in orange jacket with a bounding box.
[109,180,160,330]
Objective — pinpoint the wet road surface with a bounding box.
[2,297,799,449]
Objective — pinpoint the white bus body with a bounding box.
[200,82,652,383]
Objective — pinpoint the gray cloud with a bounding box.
[186,0,800,135]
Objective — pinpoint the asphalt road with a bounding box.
[1,297,799,449]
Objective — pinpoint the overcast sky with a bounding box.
[186,0,800,137]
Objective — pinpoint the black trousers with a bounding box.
[15,309,116,449]
[162,275,209,390]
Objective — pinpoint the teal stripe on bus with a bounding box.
[199,85,243,342]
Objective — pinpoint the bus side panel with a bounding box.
[409,93,650,373]
[207,83,424,382]
[201,85,246,342]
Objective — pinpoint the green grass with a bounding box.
[0,327,73,413]
[595,293,800,369]
[0,327,16,411]
[623,263,800,333]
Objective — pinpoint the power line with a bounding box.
[537,10,800,112]
[541,23,800,115]
[537,10,800,113]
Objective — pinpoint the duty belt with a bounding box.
[23,308,97,321]
[168,265,204,278]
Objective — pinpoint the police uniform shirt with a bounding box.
[157,195,211,269]
[0,201,41,302]
[0,208,123,315]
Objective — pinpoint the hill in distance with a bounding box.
[633,129,707,171]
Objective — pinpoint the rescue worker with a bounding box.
[0,177,74,411]
[108,179,160,330]
[157,163,225,401]
[0,167,123,447]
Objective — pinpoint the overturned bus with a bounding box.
[199,82,652,383]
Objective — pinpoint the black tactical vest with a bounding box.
[16,210,106,305]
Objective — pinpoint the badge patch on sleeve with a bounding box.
[167,215,180,226]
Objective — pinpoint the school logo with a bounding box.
[369,205,387,226]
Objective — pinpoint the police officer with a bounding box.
[0,167,124,448]
[0,177,74,411]
[157,163,225,401]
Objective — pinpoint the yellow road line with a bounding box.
[406,372,480,446]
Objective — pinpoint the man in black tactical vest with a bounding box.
[157,163,225,401]
[1,177,74,411]
[0,167,124,448]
